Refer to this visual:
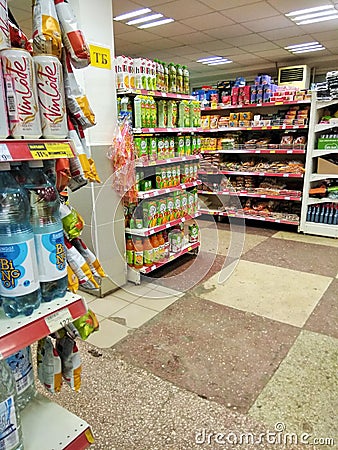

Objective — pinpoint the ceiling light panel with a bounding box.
[285,5,334,17]
[114,8,152,21]
[285,5,338,25]
[138,18,174,29]
[126,14,163,26]
[196,56,223,62]
[115,7,174,29]
[285,41,326,54]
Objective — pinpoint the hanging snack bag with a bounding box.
[64,236,99,290]
[73,309,99,340]
[0,0,10,50]
[56,335,82,391]
[54,0,90,69]
[0,58,9,138]
[76,123,101,183]
[67,118,90,188]
[62,49,95,129]
[60,202,84,239]
[8,20,33,53]
[37,337,62,393]
[72,237,105,282]
[67,265,79,293]
[32,0,62,58]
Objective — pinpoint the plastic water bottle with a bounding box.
[23,163,67,302]
[0,169,41,317]
[0,358,24,450]
[6,346,36,410]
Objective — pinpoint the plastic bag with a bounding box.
[54,0,90,69]
[37,337,62,393]
[62,49,96,129]
[76,123,101,183]
[56,335,82,391]
[32,0,62,58]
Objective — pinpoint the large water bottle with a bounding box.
[0,358,24,450]
[6,346,36,410]
[23,163,67,302]
[0,169,41,317]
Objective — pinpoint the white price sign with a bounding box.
[0,144,12,161]
[45,308,72,333]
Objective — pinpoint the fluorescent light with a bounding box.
[297,14,338,25]
[126,13,163,26]
[138,18,174,29]
[285,42,319,49]
[197,56,223,63]
[114,8,152,21]
[292,9,337,21]
[286,5,334,17]
[207,60,233,66]
[292,47,326,54]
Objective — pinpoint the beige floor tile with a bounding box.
[81,292,98,304]
[147,284,184,298]
[196,261,332,327]
[111,288,143,302]
[273,230,338,248]
[200,227,268,257]
[86,319,129,348]
[110,303,158,328]
[134,295,179,312]
[120,282,154,296]
[90,296,130,318]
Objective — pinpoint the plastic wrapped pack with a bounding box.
[73,309,99,340]
[37,337,62,393]
[67,265,79,292]
[72,237,105,282]
[0,0,10,50]
[9,20,33,52]
[32,0,62,58]
[60,202,84,239]
[56,335,81,391]
[54,0,90,69]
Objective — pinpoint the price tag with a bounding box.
[148,91,155,96]
[285,196,290,200]
[0,144,12,161]
[45,308,72,333]
[270,150,275,154]
[283,174,289,177]
[44,143,74,158]
[149,128,155,133]
[275,101,283,105]
[259,173,265,176]
[261,195,266,198]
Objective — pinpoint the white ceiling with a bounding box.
[8,0,338,85]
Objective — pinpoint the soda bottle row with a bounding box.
[134,135,201,162]
[0,164,67,318]
[306,203,338,224]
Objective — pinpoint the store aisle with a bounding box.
[42,221,337,449]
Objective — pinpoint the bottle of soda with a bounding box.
[0,358,24,449]
[6,346,36,411]
[22,163,67,302]
[0,169,41,317]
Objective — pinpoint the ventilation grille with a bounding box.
[278,65,310,89]
[279,67,305,83]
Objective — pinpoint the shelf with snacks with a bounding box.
[299,89,338,237]
[200,147,306,155]
[133,127,203,134]
[198,170,304,178]
[201,100,311,111]
[201,125,308,132]
[198,208,299,226]
[198,189,302,202]
[126,212,201,236]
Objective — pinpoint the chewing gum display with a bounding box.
[0,0,10,50]
[54,0,90,69]
[37,337,62,393]
[62,49,95,129]
[56,335,82,391]
[32,0,62,58]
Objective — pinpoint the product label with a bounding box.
[0,395,20,450]
[134,251,143,267]
[126,249,134,265]
[34,228,67,282]
[0,238,40,296]
[144,248,154,265]
[6,347,34,396]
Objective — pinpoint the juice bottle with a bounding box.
[163,62,169,92]
[133,237,143,269]
[157,232,165,261]
[183,65,190,95]
[143,237,154,267]
[126,235,134,267]
[168,63,177,93]
[150,234,160,263]
[176,64,183,93]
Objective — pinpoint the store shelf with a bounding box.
[201,125,308,132]
[135,155,200,167]
[199,208,299,225]
[307,197,338,205]
[201,100,311,111]
[117,88,194,100]
[0,140,75,162]
[316,99,338,110]
[310,173,338,182]
[314,123,337,133]
[139,241,200,274]
[198,190,302,201]
[133,127,203,134]
[137,180,201,199]
[200,149,306,155]
[198,170,304,178]
[0,293,87,359]
[22,394,93,450]
[302,221,338,238]
[126,212,201,236]
[313,149,338,158]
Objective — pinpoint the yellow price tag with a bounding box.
[89,44,111,70]
[30,150,50,159]
[85,428,95,444]
[45,143,74,158]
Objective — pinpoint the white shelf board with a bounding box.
[22,394,93,450]
[311,173,338,182]
[316,99,338,110]
[307,197,338,205]
[314,123,337,133]
[302,222,338,238]
[313,149,338,158]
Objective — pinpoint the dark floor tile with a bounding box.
[199,216,283,237]
[242,237,338,277]
[146,251,229,292]
[114,295,300,414]
[304,279,338,339]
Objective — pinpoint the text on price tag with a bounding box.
[45,308,72,333]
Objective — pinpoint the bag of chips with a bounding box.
[73,309,99,340]
[56,335,82,391]
[54,0,90,69]
[37,337,62,393]
[0,0,10,50]
[72,237,105,282]
[60,202,84,239]
[9,20,33,53]
[32,0,62,58]
[67,264,79,293]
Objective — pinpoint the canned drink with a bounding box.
[0,0,10,50]
[34,54,68,138]
[1,48,42,138]
[0,58,9,138]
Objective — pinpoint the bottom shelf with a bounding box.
[199,208,299,225]
[22,394,94,450]
[300,221,338,238]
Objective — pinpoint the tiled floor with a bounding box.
[52,219,337,449]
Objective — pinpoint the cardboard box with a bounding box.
[317,157,338,175]
[317,138,338,150]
